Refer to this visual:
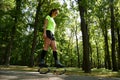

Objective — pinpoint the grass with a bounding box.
[0,65,38,72]
[0,65,120,78]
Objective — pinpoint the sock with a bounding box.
[53,51,58,61]
[40,50,47,61]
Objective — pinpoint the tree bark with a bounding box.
[75,25,80,68]
[110,0,118,71]
[29,0,43,67]
[117,28,120,69]
[78,0,91,73]
[104,22,111,69]
[95,40,100,68]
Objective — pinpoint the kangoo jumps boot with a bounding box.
[39,50,48,67]
[55,60,64,68]
[53,51,64,68]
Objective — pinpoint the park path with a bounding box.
[0,70,120,80]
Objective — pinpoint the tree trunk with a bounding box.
[75,25,80,68]
[78,0,91,73]
[89,42,93,68]
[95,40,100,68]
[110,0,118,71]
[29,1,43,67]
[104,23,111,69]
[4,0,21,66]
[117,28,120,69]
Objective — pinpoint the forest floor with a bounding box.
[0,65,120,80]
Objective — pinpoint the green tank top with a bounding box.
[46,15,56,34]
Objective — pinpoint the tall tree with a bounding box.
[29,0,44,67]
[94,0,112,69]
[78,0,91,73]
[110,0,118,71]
[117,28,120,69]
[4,0,21,66]
[75,25,80,68]
[115,0,120,69]
[104,21,111,69]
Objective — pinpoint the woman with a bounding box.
[39,9,64,68]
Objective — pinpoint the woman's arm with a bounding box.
[43,19,48,39]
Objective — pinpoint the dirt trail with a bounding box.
[0,70,120,80]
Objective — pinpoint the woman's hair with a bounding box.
[49,9,58,16]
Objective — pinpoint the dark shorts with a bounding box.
[46,30,55,40]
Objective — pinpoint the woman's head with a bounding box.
[49,9,59,18]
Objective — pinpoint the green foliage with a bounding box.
[0,0,120,71]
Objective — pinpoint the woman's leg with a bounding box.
[51,40,64,67]
[51,40,58,62]
[39,37,51,66]
[50,40,57,51]
[43,37,52,50]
